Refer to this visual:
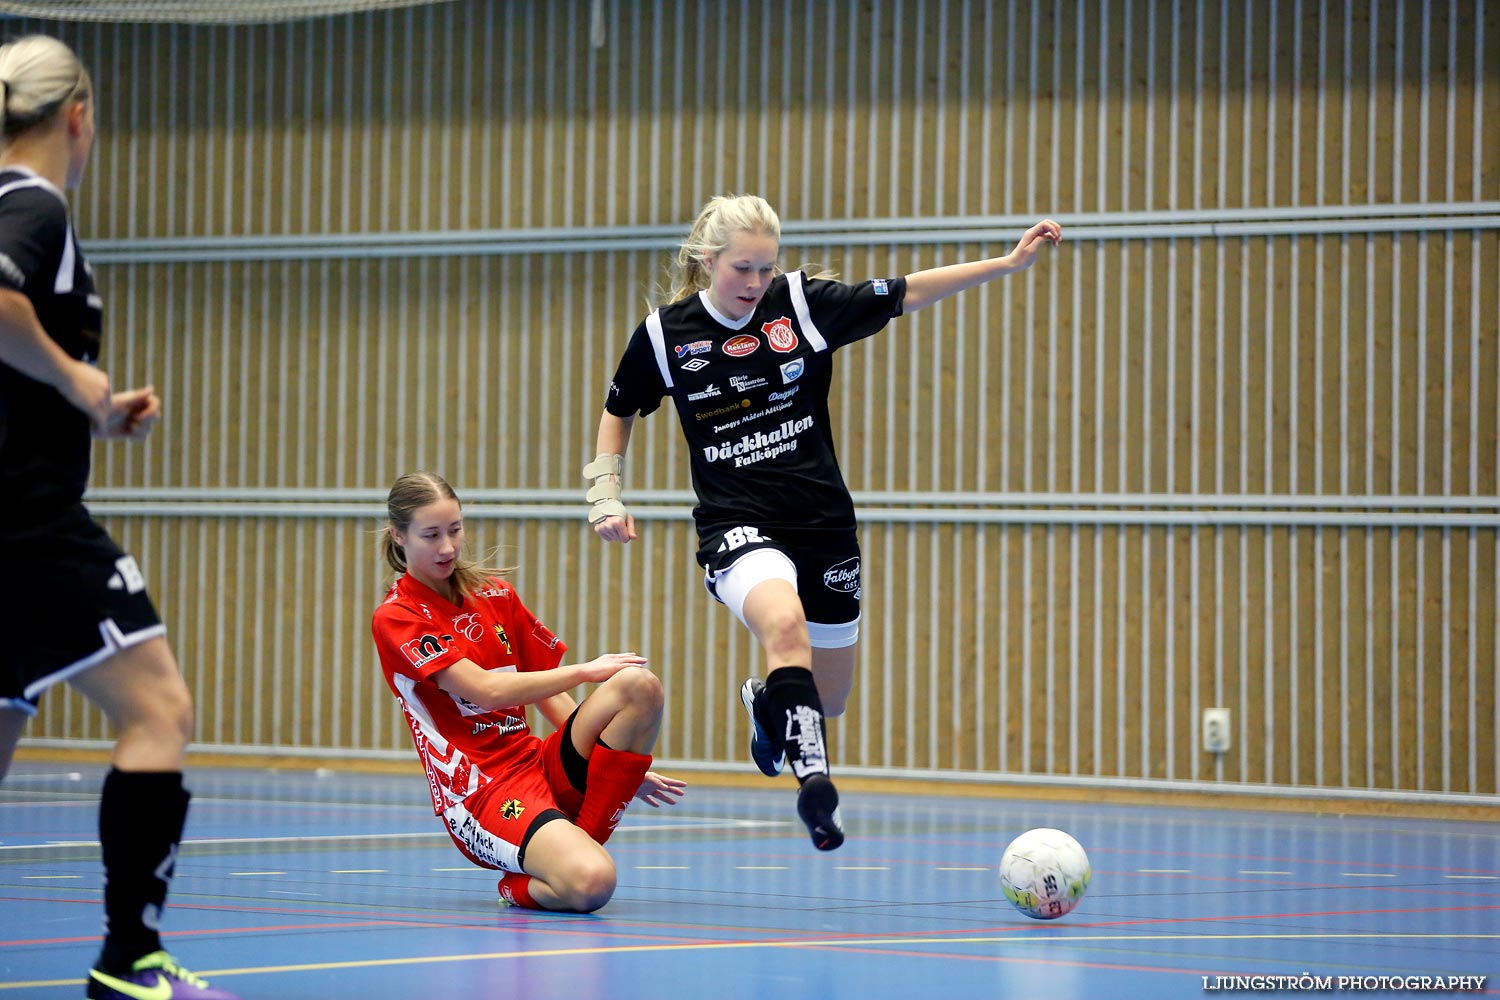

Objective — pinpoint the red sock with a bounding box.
[497,871,540,909]
[574,745,651,846]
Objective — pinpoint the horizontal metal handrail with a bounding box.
[84,500,1500,528]
[83,486,1500,510]
[83,202,1500,263]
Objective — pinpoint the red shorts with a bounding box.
[440,730,584,873]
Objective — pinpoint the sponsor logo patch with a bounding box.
[822,556,861,593]
[694,399,753,421]
[873,278,890,295]
[687,383,722,401]
[400,632,455,668]
[532,621,561,649]
[762,316,798,353]
[674,339,712,358]
[730,374,768,391]
[681,358,710,372]
[779,358,805,384]
[722,334,760,358]
[451,612,484,641]
[702,416,815,468]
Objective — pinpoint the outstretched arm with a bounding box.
[901,218,1063,314]
[589,410,638,543]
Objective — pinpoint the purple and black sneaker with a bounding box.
[87,951,240,1000]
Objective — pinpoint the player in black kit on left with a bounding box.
[589,194,1061,849]
[0,34,238,1000]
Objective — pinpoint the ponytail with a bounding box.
[0,35,91,141]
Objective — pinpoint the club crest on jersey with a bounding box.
[681,358,710,371]
[779,358,805,384]
[674,339,712,358]
[722,334,759,358]
[762,316,798,353]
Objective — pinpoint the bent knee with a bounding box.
[605,666,663,714]
[555,858,617,912]
[759,611,809,658]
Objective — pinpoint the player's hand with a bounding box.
[57,360,113,431]
[593,512,638,544]
[97,385,162,440]
[577,652,648,684]
[634,770,686,808]
[1004,218,1063,273]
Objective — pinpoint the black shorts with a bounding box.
[0,505,163,714]
[698,523,862,628]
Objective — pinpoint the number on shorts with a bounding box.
[115,555,147,594]
[717,525,765,553]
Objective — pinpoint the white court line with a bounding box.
[1444,875,1498,880]
[0,816,787,854]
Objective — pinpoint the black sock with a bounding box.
[762,666,831,784]
[96,769,191,973]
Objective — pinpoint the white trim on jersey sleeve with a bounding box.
[786,270,830,352]
[645,309,675,389]
[55,230,75,294]
[0,173,78,295]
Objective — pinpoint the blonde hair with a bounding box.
[381,471,512,601]
[665,194,782,304]
[0,35,91,140]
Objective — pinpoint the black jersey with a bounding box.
[605,271,907,536]
[0,167,102,519]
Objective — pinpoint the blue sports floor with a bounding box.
[2,761,1496,999]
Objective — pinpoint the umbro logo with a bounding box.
[681,358,709,371]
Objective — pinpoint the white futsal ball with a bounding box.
[999,827,1091,920]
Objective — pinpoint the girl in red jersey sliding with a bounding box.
[371,471,685,911]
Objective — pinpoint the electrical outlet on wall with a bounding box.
[1202,708,1231,753]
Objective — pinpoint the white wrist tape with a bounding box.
[583,453,628,524]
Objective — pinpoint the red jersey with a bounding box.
[371,573,567,815]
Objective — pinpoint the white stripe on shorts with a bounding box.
[21,620,169,703]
